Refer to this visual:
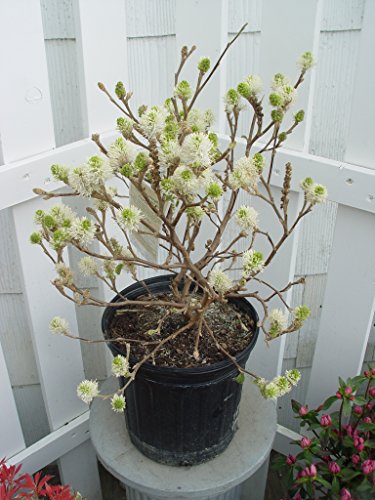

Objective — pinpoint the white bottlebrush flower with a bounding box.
[208,268,233,294]
[180,132,214,169]
[115,205,143,232]
[229,156,260,191]
[235,205,258,232]
[50,204,75,227]
[77,379,99,404]
[273,375,291,396]
[271,73,289,91]
[242,249,264,276]
[185,206,205,222]
[69,217,96,246]
[262,382,279,400]
[140,105,169,138]
[49,316,70,335]
[111,355,130,377]
[111,393,126,413]
[306,183,328,204]
[297,51,315,71]
[170,166,200,197]
[285,368,301,386]
[158,138,181,169]
[107,137,137,171]
[79,256,98,276]
[268,308,288,337]
[187,109,214,133]
[224,89,243,113]
[245,74,263,96]
[68,156,113,197]
[55,263,74,286]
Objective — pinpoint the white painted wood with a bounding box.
[321,0,365,31]
[228,0,262,33]
[13,385,50,446]
[307,205,375,408]
[126,0,176,38]
[8,412,89,472]
[344,0,375,169]
[40,0,75,39]
[0,342,25,457]
[219,136,375,214]
[273,424,301,456]
[73,0,127,136]
[127,36,177,110]
[259,0,321,151]
[12,198,87,430]
[176,0,229,133]
[59,440,102,500]
[0,132,117,211]
[0,0,55,163]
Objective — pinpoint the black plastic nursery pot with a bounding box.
[102,274,259,466]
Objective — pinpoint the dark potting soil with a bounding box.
[109,293,255,368]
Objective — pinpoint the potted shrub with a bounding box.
[274,368,375,499]
[31,25,325,465]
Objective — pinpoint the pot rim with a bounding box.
[102,273,259,374]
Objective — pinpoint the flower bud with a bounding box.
[198,57,211,73]
[115,81,126,99]
[320,414,332,427]
[363,416,372,424]
[286,454,296,465]
[353,405,363,415]
[299,406,308,417]
[271,109,284,122]
[30,232,42,244]
[300,436,311,448]
[329,461,341,475]
[340,488,351,500]
[361,459,375,475]
[269,92,283,107]
[369,386,375,398]
[336,390,342,399]
[294,110,305,123]
[344,386,353,395]
[175,80,193,100]
[351,454,360,464]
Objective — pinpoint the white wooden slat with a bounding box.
[126,0,176,38]
[248,189,303,380]
[176,0,229,133]
[0,0,55,164]
[0,342,25,457]
[321,0,365,31]
[73,0,127,136]
[12,199,87,430]
[59,441,102,500]
[228,0,262,33]
[344,0,375,170]
[274,424,301,456]
[40,0,75,40]
[13,385,50,446]
[259,0,322,152]
[307,205,375,408]
[8,412,89,474]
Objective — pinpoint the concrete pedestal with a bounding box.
[90,378,276,500]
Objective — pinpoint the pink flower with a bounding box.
[320,414,332,427]
[329,461,341,475]
[344,386,352,395]
[364,370,370,378]
[351,454,360,465]
[336,391,342,399]
[340,488,351,500]
[294,493,302,500]
[363,416,372,424]
[353,435,365,452]
[300,436,311,448]
[301,464,317,478]
[299,406,308,416]
[361,459,375,475]
[353,405,363,415]
[345,424,353,436]
[369,387,375,398]
[372,367,375,376]
[286,454,296,465]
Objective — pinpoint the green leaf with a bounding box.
[340,469,361,481]
[234,373,245,384]
[316,477,332,490]
[322,395,338,410]
[339,376,346,387]
[291,399,302,413]
[332,476,340,494]
[343,398,352,417]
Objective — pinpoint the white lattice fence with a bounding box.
[0,0,374,497]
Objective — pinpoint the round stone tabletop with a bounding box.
[90,377,276,499]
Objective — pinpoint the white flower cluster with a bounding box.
[170,166,200,198]
[50,204,75,226]
[77,379,99,404]
[242,249,264,277]
[79,256,98,276]
[300,177,328,204]
[180,133,214,169]
[235,205,258,233]
[244,75,263,96]
[271,74,297,109]
[115,205,143,232]
[208,268,233,294]
[49,316,70,335]
[140,105,169,138]
[107,138,137,171]
[297,52,315,71]
[68,156,113,197]
[187,109,214,133]
[69,217,96,246]
[254,368,301,400]
[158,139,181,169]
[111,393,126,412]
[268,308,288,338]
[229,156,261,191]
[111,355,130,377]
